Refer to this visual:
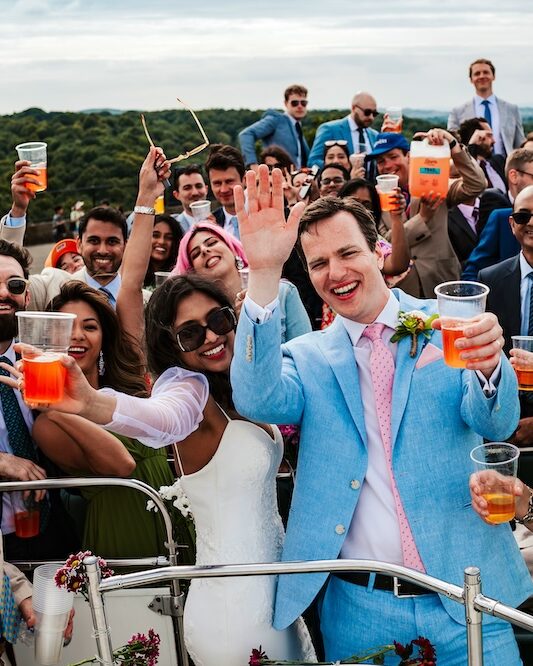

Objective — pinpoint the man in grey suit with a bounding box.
[448,58,525,157]
[239,84,309,170]
[308,91,379,168]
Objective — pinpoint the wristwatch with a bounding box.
[133,205,156,215]
[448,139,458,150]
[515,486,533,524]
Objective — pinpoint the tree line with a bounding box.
[1,107,529,223]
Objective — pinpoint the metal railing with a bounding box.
[0,477,189,665]
[83,556,533,666]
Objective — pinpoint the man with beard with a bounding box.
[0,240,78,560]
[72,206,127,308]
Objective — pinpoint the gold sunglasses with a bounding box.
[140,97,209,164]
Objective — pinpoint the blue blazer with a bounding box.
[231,289,530,630]
[308,116,379,168]
[461,208,518,280]
[238,110,309,168]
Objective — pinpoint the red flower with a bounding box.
[249,646,268,665]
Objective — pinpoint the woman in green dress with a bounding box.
[32,281,194,561]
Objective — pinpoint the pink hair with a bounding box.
[173,221,248,275]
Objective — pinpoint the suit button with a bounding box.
[350,479,360,490]
[335,524,345,535]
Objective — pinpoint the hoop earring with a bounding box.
[98,351,105,377]
[235,256,245,271]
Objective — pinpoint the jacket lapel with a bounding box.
[342,117,354,153]
[317,317,367,445]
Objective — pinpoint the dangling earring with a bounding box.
[98,351,105,377]
[235,256,245,270]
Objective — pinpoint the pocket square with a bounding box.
[415,342,443,369]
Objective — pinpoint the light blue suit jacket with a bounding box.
[308,116,379,168]
[231,289,531,630]
[238,110,309,168]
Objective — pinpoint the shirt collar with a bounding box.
[347,115,359,133]
[222,207,236,224]
[0,341,17,363]
[85,271,121,301]
[284,112,298,127]
[338,291,400,347]
[519,252,533,281]
[475,93,496,105]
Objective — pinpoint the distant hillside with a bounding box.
[1,107,531,224]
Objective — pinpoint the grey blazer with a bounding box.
[447,97,525,155]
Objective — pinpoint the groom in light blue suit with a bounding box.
[231,166,533,664]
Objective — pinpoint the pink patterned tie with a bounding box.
[362,323,425,572]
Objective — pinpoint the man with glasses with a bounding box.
[478,185,533,447]
[308,91,379,168]
[317,163,350,198]
[239,84,310,170]
[463,149,533,280]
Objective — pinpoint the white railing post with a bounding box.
[464,566,484,666]
[84,555,114,666]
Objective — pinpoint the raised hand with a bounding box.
[137,146,171,207]
[11,161,40,217]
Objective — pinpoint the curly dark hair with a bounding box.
[145,274,235,410]
[0,240,32,278]
[48,282,148,397]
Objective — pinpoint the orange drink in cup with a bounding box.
[470,443,520,524]
[511,336,533,391]
[15,142,48,193]
[375,174,399,212]
[434,281,489,368]
[16,312,75,406]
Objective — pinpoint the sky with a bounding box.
[1,0,532,115]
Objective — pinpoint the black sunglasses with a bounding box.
[511,210,533,225]
[2,278,28,295]
[355,104,379,117]
[176,306,237,352]
[290,99,308,107]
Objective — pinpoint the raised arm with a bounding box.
[116,147,170,347]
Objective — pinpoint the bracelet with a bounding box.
[133,205,155,215]
[515,486,533,524]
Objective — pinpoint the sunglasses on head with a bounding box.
[176,306,237,352]
[324,140,348,148]
[511,210,533,225]
[2,278,28,295]
[290,99,308,107]
[355,105,379,117]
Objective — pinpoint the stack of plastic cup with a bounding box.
[190,199,211,222]
[32,563,74,665]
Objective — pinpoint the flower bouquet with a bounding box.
[249,636,436,665]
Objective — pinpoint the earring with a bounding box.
[98,351,105,377]
[235,256,245,271]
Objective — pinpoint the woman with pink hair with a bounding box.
[173,221,311,343]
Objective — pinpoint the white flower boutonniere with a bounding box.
[390,310,438,357]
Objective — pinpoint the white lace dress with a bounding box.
[100,367,316,666]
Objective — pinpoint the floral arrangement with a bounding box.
[70,628,160,666]
[391,310,438,357]
[146,479,193,519]
[249,636,436,665]
[55,550,114,601]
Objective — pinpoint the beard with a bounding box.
[0,311,19,343]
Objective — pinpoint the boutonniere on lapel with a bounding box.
[391,310,438,357]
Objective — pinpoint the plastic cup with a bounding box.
[470,443,520,524]
[15,142,48,192]
[32,563,74,665]
[375,174,399,212]
[154,194,165,215]
[434,281,489,368]
[511,336,533,391]
[385,107,403,132]
[11,491,40,538]
[190,200,211,222]
[16,312,76,405]
[238,268,249,290]
[154,271,171,287]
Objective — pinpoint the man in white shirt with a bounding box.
[448,58,525,157]
[204,144,245,238]
[231,167,530,665]
[171,165,211,233]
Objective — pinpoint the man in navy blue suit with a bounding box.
[239,84,309,170]
[308,91,379,168]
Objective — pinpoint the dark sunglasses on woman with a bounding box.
[176,306,237,352]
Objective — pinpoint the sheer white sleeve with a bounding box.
[99,366,209,448]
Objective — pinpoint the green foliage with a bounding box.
[1,107,531,224]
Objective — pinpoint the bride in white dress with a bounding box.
[6,274,316,665]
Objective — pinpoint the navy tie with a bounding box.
[481,100,492,127]
[0,357,49,532]
[528,274,533,337]
[295,122,307,168]
[358,127,366,153]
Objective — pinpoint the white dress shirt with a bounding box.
[83,270,121,308]
[348,115,371,154]
[0,343,35,534]
[222,208,239,238]
[474,94,503,156]
[457,198,480,235]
